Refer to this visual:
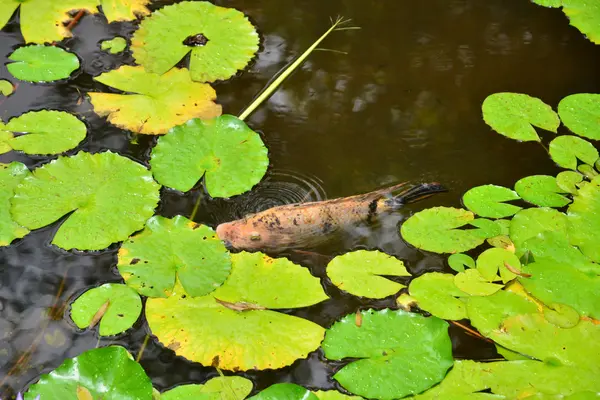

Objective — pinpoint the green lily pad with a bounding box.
[562,0,600,45]
[322,309,453,400]
[401,207,500,254]
[0,162,30,246]
[248,384,318,400]
[556,171,584,194]
[549,135,599,170]
[11,151,160,251]
[89,65,221,134]
[70,283,142,336]
[161,376,253,400]
[509,207,569,248]
[100,0,151,22]
[462,185,521,218]
[326,250,410,298]
[454,269,503,296]
[448,253,475,273]
[8,45,79,82]
[25,346,153,399]
[486,235,515,251]
[0,79,13,96]
[100,37,128,54]
[514,175,571,208]
[532,0,562,6]
[118,216,231,298]
[495,219,512,235]
[408,272,469,320]
[132,1,259,82]
[543,303,580,329]
[558,94,600,139]
[520,259,600,319]
[0,110,86,155]
[476,248,520,283]
[146,252,327,370]
[481,93,559,142]
[313,391,363,400]
[150,115,269,198]
[567,178,600,262]
[0,0,97,44]
[579,164,599,180]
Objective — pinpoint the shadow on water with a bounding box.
[1,0,600,396]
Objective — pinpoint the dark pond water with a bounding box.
[1,0,600,397]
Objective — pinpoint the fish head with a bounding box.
[216,220,272,250]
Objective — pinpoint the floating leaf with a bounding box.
[514,175,571,208]
[132,1,259,82]
[0,162,30,246]
[558,94,600,139]
[118,216,231,298]
[150,115,268,197]
[326,250,410,299]
[561,0,600,45]
[454,269,503,296]
[0,79,14,96]
[0,110,86,155]
[11,151,160,250]
[447,253,475,272]
[70,283,142,336]
[531,0,562,6]
[462,185,521,218]
[0,0,97,44]
[408,272,469,320]
[486,235,515,251]
[100,37,127,54]
[146,252,326,370]
[100,0,150,22]
[481,93,559,142]
[549,135,599,170]
[401,207,500,254]
[161,376,253,400]
[8,45,79,82]
[509,207,568,248]
[494,219,512,235]
[248,384,318,400]
[543,303,580,329]
[567,178,600,262]
[476,248,520,283]
[556,171,584,194]
[313,391,362,400]
[25,346,152,399]
[89,65,221,134]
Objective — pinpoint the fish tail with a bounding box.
[386,182,446,208]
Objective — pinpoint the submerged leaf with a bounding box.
[89,66,221,134]
[322,309,453,400]
[509,207,568,248]
[482,93,559,142]
[549,135,599,170]
[11,151,160,250]
[0,79,14,96]
[408,272,469,320]
[248,384,318,400]
[514,175,571,208]
[462,184,521,218]
[132,1,259,82]
[8,45,79,82]
[150,115,269,197]
[561,0,600,45]
[99,0,150,22]
[326,250,410,298]
[100,37,127,54]
[558,93,600,139]
[70,283,142,336]
[161,376,253,400]
[0,162,30,246]
[567,178,600,262]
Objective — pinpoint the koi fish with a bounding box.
[216,182,445,251]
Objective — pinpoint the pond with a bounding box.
[1,0,600,398]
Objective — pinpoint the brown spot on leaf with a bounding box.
[130,258,140,265]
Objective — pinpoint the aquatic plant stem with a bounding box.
[66,10,86,31]
[136,334,151,362]
[449,320,493,343]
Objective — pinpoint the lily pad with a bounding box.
[447,253,475,272]
[481,93,559,142]
[150,115,269,197]
[543,303,580,329]
[486,235,515,251]
[549,135,599,170]
[462,185,521,218]
[89,65,221,134]
[567,178,600,262]
[0,110,86,155]
[0,79,14,96]
[401,207,500,254]
[11,151,160,250]
[118,215,231,298]
[454,269,503,296]
[326,250,410,298]
[556,171,584,194]
[514,175,571,208]
[132,1,259,82]
[70,283,142,336]
[100,0,150,22]
[562,0,600,45]
[322,309,453,400]
[476,248,520,283]
[161,376,253,400]
[558,94,600,140]
[248,384,318,400]
[0,162,31,246]
[100,37,127,54]
[146,252,327,370]
[408,272,469,320]
[509,207,569,248]
[25,346,153,399]
[532,0,562,6]
[0,0,97,44]
[8,45,79,82]
[313,391,363,400]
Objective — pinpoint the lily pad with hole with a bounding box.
[447,253,475,272]
[0,162,31,246]
[561,0,600,44]
[476,248,520,283]
[89,65,222,134]
[24,346,152,400]
[146,252,327,370]
[509,207,569,248]
[150,115,269,197]
[481,93,559,142]
[118,215,231,298]
[567,178,600,262]
[8,45,79,82]
[454,269,503,296]
[549,135,599,170]
[558,94,600,139]
[248,384,318,400]
[0,110,86,155]
[322,309,453,400]
[11,151,160,251]
[462,185,521,218]
[100,37,127,54]
[514,175,571,208]
[70,283,142,336]
[401,207,500,254]
[408,272,469,320]
[132,1,259,82]
[161,376,253,400]
[326,250,410,299]
[556,171,584,194]
[0,80,13,96]
[99,0,151,22]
